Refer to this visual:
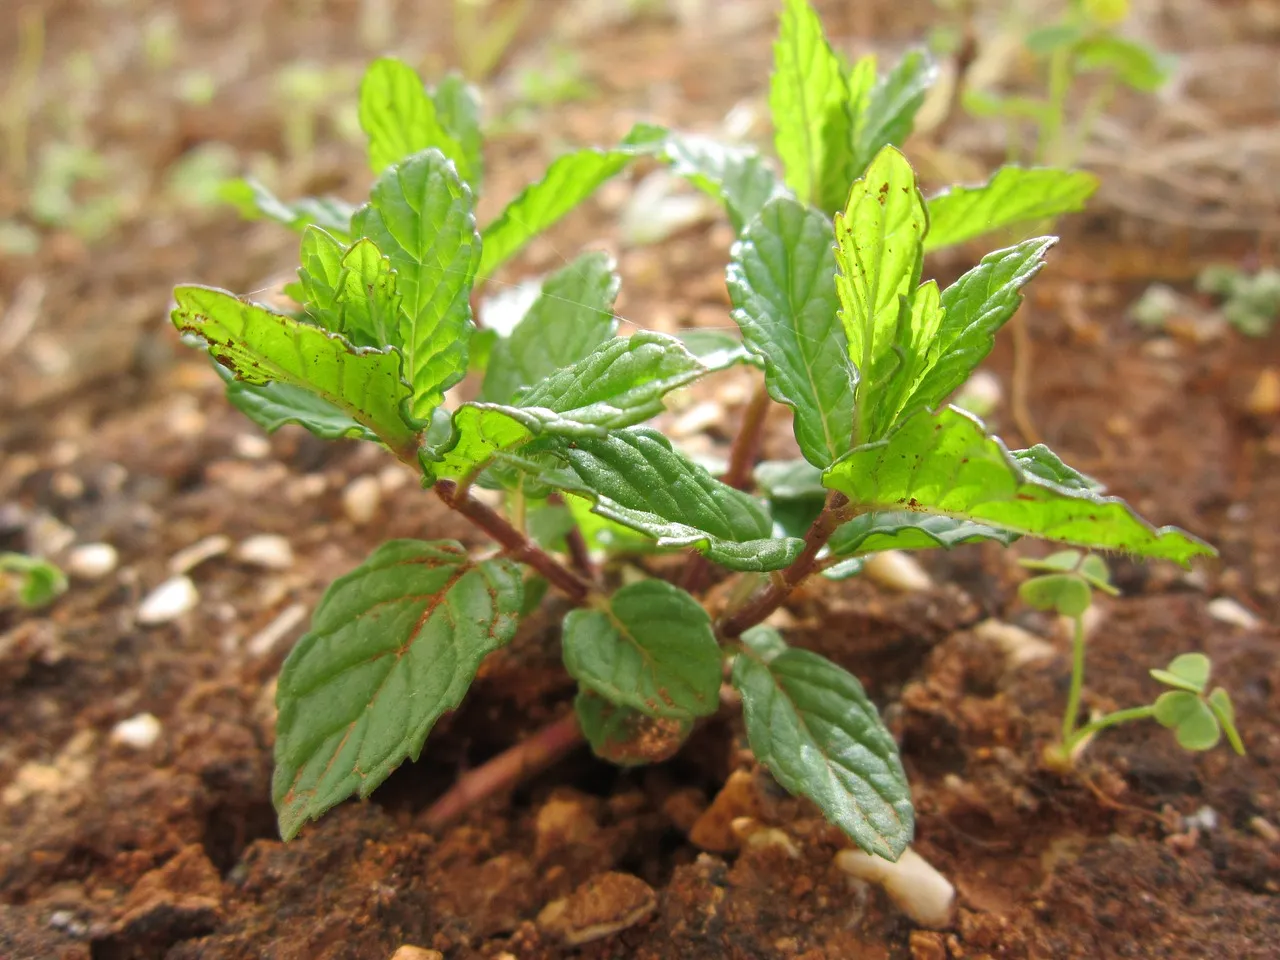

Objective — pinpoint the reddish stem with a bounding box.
[423,712,584,829]
[434,480,593,604]
[548,491,598,584]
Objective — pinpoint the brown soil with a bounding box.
[2,1,1278,958]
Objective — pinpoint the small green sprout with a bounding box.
[1197,264,1280,338]
[0,553,67,609]
[1020,550,1244,769]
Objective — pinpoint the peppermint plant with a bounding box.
[173,0,1212,861]
[1020,551,1244,769]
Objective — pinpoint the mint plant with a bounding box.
[173,0,1213,861]
[1020,551,1244,770]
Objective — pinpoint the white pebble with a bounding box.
[169,534,230,574]
[234,534,294,570]
[974,618,1055,668]
[1206,597,1262,630]
[862,550,933,593]
[343,475,382,524]
[670,401,725,438]
[233,433,272,459]
[65,542,118,580]
[378,464,413,494]
[247,602,309,658]
[836,846,956,929]
[1184,806,1218,832]
[110,712,162,750]
[137,576,198,624]
[952,369,1003,418]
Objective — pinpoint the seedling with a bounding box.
[173,0,1214,861]
[1020,550,1244,770]
[1197,264,1280,339]
[0,553,67,609]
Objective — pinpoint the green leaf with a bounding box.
[1075,36,1173,93]
[821,406,1215,566]
[1153,691,1220,751]
[1025,24,1087,55]
[220,178,355,241]
[562,580,722,720]
[661,133,788,232]
[575,689,693,766]
[829,511,1018,556]
[482,252,620,403]
[676,328,762,373]
[769,0,848,206]
[550,427,803,571]
[273,540,522,839]
[173,285,420,457]
[732,630,913,860]
[1018,573,1092,617]
[923,167,1098,252]
[436,332,705,479]
[358,58,473,180]
[479,125,665,276]
[728,197,857,467]
[1020,549,1083,573]
[0,553,67,608]
[1207,688,1245,756]
[213,362,379,442]
[353,150,481,419]
[298,230,402,348]
[898,238,1056,421]
[432,72,484,193]
[834,146,927,444]
[1150,652,1211,694]
[850,50,937,179]
[564,493,658,554]
[1013,445,1105,492]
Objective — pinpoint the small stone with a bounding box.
[343,475,382,524]
[863,550,932,593]
[910,930,948,960]
[670,401,725,438]
[1247,368,1280,417]
[388,948,443,960]
[137,576,198,625]
[535,793,600,859]
[378,464,413,494]
[234,534,294,570]
[689,769,764,852]
[169,535,230,574]
[27,512,75,556]
[246,603,309,658]
[1206,596,1262,630]
[66,542,118,580]
[233,433,272,459]
[537,872,657,946]
[974,618,1055,668]
[110,712,162,750]
[1248,816,1280,843]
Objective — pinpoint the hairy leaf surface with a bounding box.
[298,230,402,348]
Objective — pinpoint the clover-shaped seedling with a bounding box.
[1150,653,1245,754]
[0,553,67,610]
[1018,549,1118,617]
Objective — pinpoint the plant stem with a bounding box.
[1062,705,1157,756]
[1061,612,1087,745]
[547,491,598,584]
[423,711,583,829]
[717,490,851,639]
[434,480,593,605]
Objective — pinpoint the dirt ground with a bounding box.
[2,0,1279,957]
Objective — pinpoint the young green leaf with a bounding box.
[1018,573,1092,617]
[432,73,484,193]
[172,286,420,459]
[298,230,402,348]
[849,50,937,180]
[213,364,379,443]
[479,125,666,276]
[728,197,857,467]
[1207,688,1245,756]
[0,553,67,608]
[897,238,1055,421]
[731,627,913,860]
[358,58,473,180]
[769,0,848,207]
[661,133,788,232]
[1075,36,1173,93]
[676,328,762,373]
[575,690,693,765]
[273,540,522,840]
[1150,652,1211,694]
[821,406,1215,566]
[834,146,927,444]
[829,512,1018,557]
[1153,690,1220,751]
[549,427,804,571]
[482,252,621,404]
[220,178,356,242]
[563,580,721,720]
[353,149,481,419]
[923,168,1097,253]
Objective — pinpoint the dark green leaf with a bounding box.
[821,406,1215,566]
[220,178,355,241]
[481,252,620,403]
[173,286,420,457]
[550,427,803,571]
[769,0,848,206]
[834,146,927,444]
[358,58,473,180]
[353,150,481,418]
[575,689,693,766]
[298,230,402,348]
[213,362,379,442]
[661,133,788,232]
[432,72,484,193]
[479,125,666,276]
[829,511,1017,556]
[273,540,522,839]
[729,197,857,467]
[732,630,913,860]
[562,580,722,720]
[850,50,937,179]
[924,167,1097,252]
